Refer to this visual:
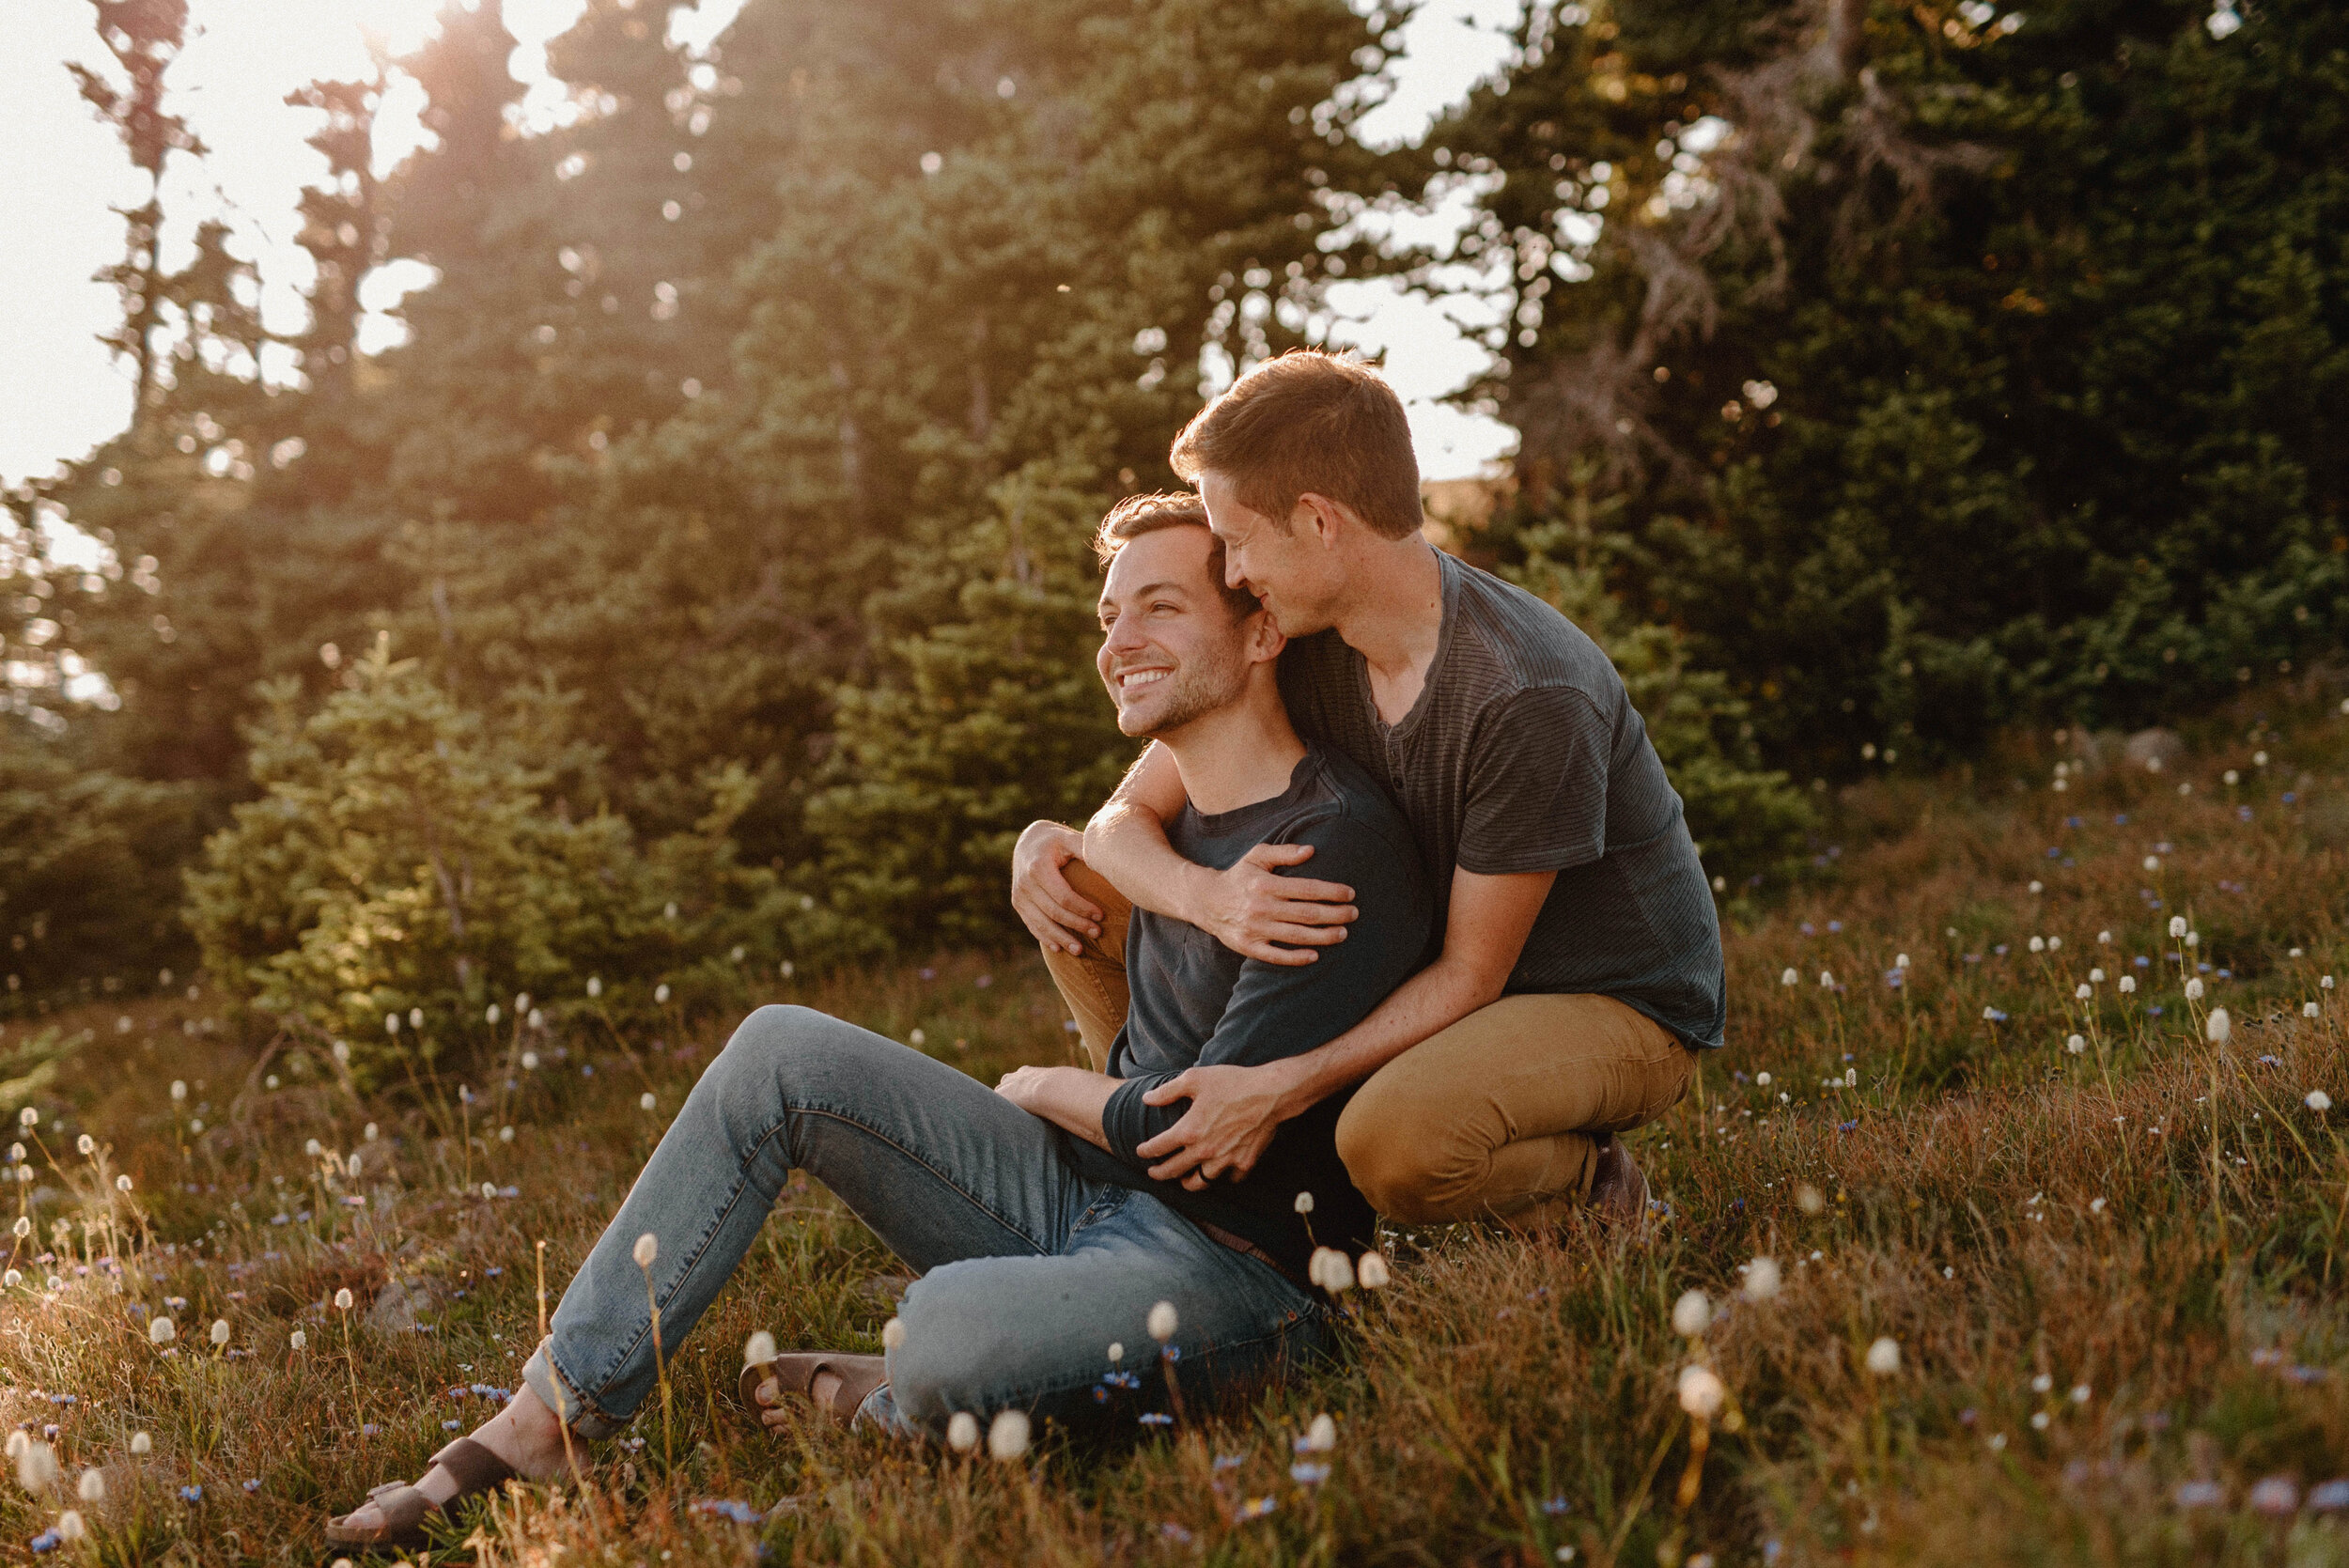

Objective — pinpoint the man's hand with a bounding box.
[1198,843,1358,966]
[1135,1062,1298,1188]
[994,1063,1115,1151]
[992,1063,1058,1113]
[1010,821,1101,955]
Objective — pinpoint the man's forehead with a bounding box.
[1101,526,1213,596]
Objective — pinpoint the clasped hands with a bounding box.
[994,1060,1300,1189]
[1004,820,1358,1186]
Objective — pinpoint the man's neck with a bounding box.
[1329,534,1444,716]
[1158,689,1308,816]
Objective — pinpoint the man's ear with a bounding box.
[1293,491,1359,547]
[1244,606,1287,665]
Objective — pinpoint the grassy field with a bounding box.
[3,686,2348,1565]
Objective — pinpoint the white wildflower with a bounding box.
[882,1317,906,1352]
[946,1411,979,1452]
[76,1468,102,1503]
[2205,1008,2230,1044]
[632,1234,658,1268]
[1300,1413,1338,1452]
[2119,976,2137,994]
[1865,1337,1902,1375]
[2067,1034,2086,1055]
[744,1330,776,1368]
[2186,977,2204,1001]
[1780,969,1798,987]
[2310,1090,2333,1112]
[1147,1301,1179,1342]
[1741,1256,1781,1300]
[1293,1191,1314,1215]
[2170,915,2187,939]
[209,1318,229,1346]
[148,1315,175,1344]
[129,1433,150,1456]
[334,1288,354,1312]
[1672,1290,1712,1337]
[1356,1251,1392,1289]
[1678,1364,1725,1418]
[289,1330,305,1351]
[987,1408,1031,1461]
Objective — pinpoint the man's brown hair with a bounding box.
[1168,350,1423,540]
[1093,491,1260,620]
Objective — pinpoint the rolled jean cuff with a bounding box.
[521,1337,628,1441]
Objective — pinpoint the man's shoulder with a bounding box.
[1441,553,1622,704]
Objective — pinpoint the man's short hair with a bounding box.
[1168,350,1423,540]
[1093,491,1261,620]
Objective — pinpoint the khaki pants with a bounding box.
[1040,862,1697,1227]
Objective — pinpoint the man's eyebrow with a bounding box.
[1098,580,1193,612]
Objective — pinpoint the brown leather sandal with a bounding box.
[739,1352,888,1425]
[323,1436,517,1550]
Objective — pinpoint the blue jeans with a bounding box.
[521,1005,1334,1440]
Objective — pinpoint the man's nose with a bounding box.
[1104,615,1149,655]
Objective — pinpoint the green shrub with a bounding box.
[0,728,206,1003]
[184,639,793,1085]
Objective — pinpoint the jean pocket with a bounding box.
[1066,1182,1132,1237]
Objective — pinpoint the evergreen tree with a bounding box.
[1443,0,2349,773]
[795,0,1399,950]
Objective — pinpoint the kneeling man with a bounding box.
[326,492,1426,1549]
[1018,350,1723,1230]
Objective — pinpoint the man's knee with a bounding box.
[1061,857,1125,918]
[1336,1084,1487,1224]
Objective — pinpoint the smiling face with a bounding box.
[1197,471,1347,637]
[1096,524,1271,739]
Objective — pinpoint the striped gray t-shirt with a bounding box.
[1275,549,1726,1049]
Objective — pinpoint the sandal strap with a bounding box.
[327,1482,436,1545]
[427,1436,518,1497]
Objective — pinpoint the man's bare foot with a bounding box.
[331,1383,576,1534]
[756,1368,848,1431]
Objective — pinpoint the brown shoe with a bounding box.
[1588,1135,1651,1231]
[740,1352,889,1426]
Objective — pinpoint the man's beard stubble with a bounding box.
[1121,653,1250,740]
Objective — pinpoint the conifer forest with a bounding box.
[0,0,2345,1562]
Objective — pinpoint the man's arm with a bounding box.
[1081,743,1358,966]
[993,1064,1119,1152]
[1135,864,1556,1187]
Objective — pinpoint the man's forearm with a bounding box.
[1268,958,1499,1115]
[1081,796,1209,924]
[1030,1067,1119,1152]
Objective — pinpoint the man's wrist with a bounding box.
[1268,1052,1326,1120]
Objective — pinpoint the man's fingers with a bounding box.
[1239,939,1320,967]
[1262,881,1357,912]
[1143,1143,1209,1183]
[1011,895,1087,955]
[1263,920,1349,947]
[1139,1072,1196,1109]
[1241,841,1316,868]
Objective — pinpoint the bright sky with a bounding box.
[0,0,1523,489]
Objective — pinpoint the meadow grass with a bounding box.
[2,688,2348,1564]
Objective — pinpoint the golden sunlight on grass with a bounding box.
[0,691,2345,1564]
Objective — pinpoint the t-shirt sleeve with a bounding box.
[1455,685,1613,877]
[1099,810,1429,1164]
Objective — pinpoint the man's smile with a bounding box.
[1116,667,1171,693]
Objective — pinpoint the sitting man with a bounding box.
[1016,350,1723,1231]
[326,491,1429,1550]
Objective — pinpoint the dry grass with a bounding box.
[2,689,2348,1564]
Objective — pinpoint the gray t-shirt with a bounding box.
[1276,549,1726,1049]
